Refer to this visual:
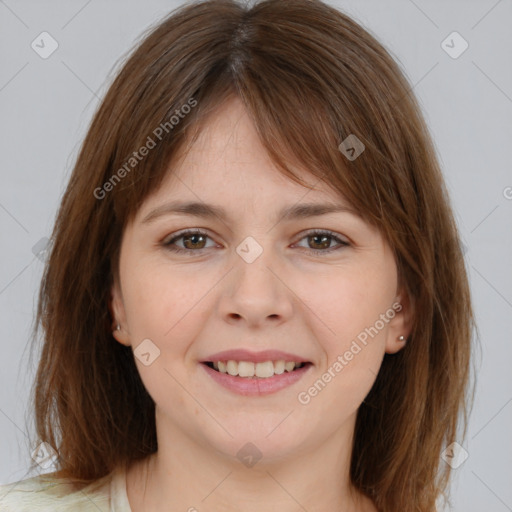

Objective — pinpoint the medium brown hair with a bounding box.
[23,1,475,510]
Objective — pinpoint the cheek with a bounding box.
[120,255,219,354]
[302,262,397,348]
[297,278,391,416]
[117,257,230,445]
[119,260,209,402]
[302,263,396,409]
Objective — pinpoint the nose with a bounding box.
[218,240,294,328]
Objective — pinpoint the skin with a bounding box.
[111,96,413,512]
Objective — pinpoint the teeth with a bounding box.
[255,361,274,378]
[226,360,238,376]
[238,361,255,377]
[284,361,295,372]
[273,360,285,375]
[214,360,305,378]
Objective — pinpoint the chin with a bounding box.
[206,424,307,464]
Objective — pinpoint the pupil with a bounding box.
[311,235,329,249]
[185,234,205,249]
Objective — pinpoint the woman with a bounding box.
[0,0,474,510]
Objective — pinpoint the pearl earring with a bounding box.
[116,324,121,331]
[398,335,406,342]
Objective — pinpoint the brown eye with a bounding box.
[163,229,349,257]
[308,234,332,250]
[294,230,350,256]
[163,229,214,254]
[181,233,207,250]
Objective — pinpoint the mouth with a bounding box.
[200,360,313,396]
[202,360,312,379]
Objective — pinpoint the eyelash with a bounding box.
[162,229,350,257]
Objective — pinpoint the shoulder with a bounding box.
[0,469,114,512]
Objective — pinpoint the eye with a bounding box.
[162,229,215,254]
[162,229,350,256]
[293,230,350,256]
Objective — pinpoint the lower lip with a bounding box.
[200,363,312,396]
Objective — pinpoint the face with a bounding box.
[111,96,411,463]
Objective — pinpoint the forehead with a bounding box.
[139,96,350,215]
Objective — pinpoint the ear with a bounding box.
[384,285,414,354]
[110,277,131,347]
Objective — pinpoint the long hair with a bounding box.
[24,1,475,510]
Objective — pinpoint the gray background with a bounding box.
[1,1,511,510]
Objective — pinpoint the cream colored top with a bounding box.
[0,465,132,511]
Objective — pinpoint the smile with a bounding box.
[201,360,313,396]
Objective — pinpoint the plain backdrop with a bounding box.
[0,1,511,511]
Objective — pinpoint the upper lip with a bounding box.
[203,349,311,364]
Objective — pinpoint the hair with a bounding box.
[23,1,475,511]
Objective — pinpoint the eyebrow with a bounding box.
[141,200,359,225]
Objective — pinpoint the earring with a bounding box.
[398,335,406,342]
[116,324,121,331]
